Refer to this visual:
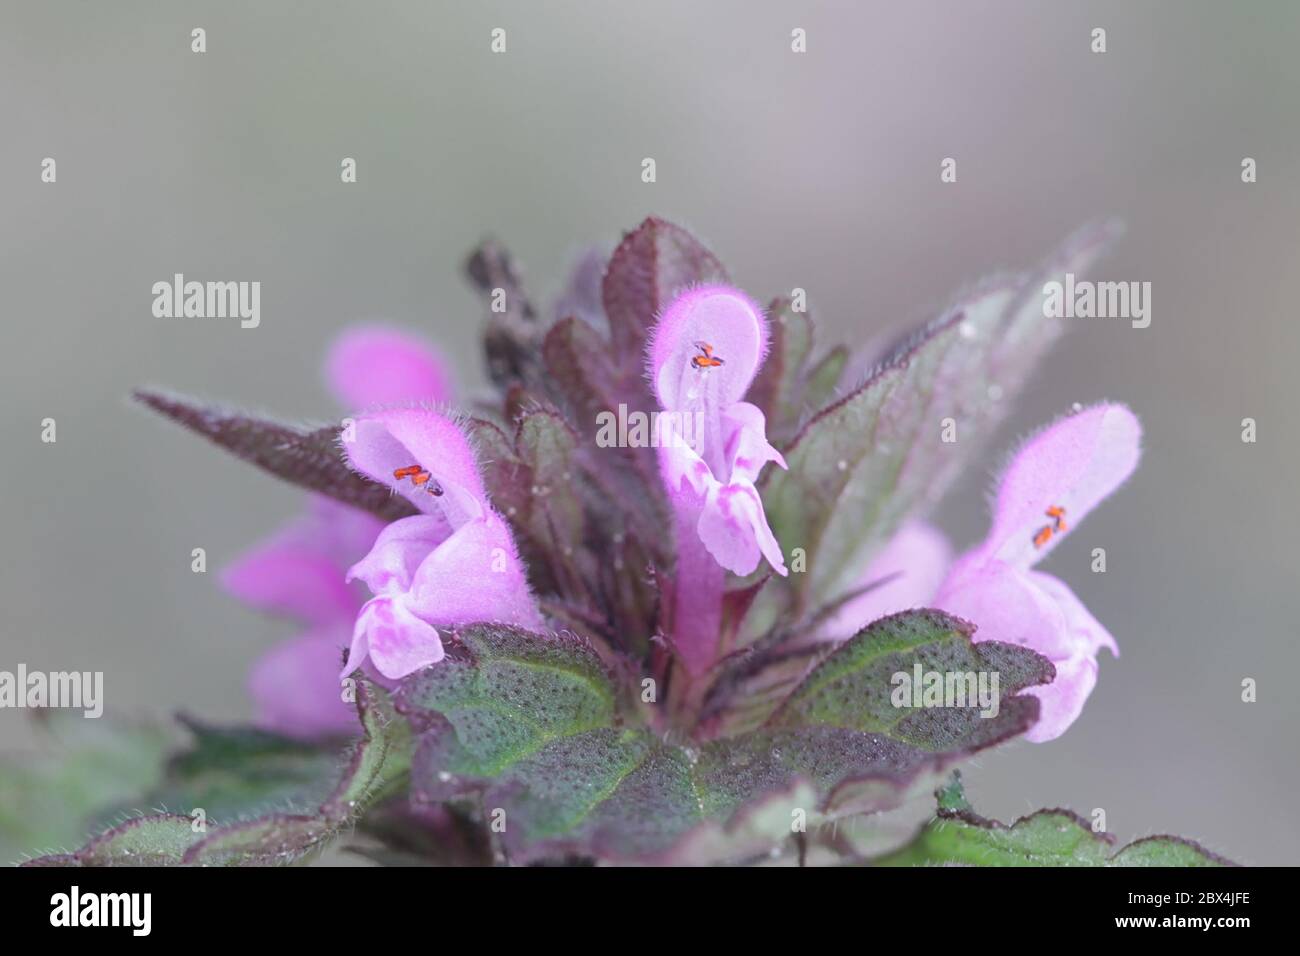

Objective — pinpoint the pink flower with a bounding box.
[828,404,1142,742]
[818,521,953,638]
[647,286,788,674]
[223,495,384,738]
[325,324,453,411]
[225,325,451,737]
[340,407,542,679]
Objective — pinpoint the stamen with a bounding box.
[690,341,725,369]
[1033,505,1068,548]
[393,464,443,496]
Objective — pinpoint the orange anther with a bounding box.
[690,341,725,369]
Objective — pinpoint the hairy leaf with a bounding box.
[872,774,1233,867]
[763,224,1119,608]
[541,316,668,546]
[466,240,543,388]
[401,615,1051,863]
[552,246,609,329]
[514,408,590,589]
[602,216,728,367]
[23,682,409,867]
[134,389,415,522]
[768,609,1052,752]
[0,715,175,864]
[747,298,845,444]
[398,626,618,801]
[136,718,342,824]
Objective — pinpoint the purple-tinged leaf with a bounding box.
[602,217,728,366]
[746,297,819,442]
[870,774,1234,866]
[398,615,1051,864]
[23,682,410,867]
[763,224,1119,609]
[465,240,543,388]
[552,246,609,330]
[134,389,416,522]
[541,315,668,539]
[181,814,330,866]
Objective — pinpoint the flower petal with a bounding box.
[985,403,1142,569]
[346,514,450,594]
[934,555,1077,660]
[248,629,357,739]
[697,481,787,576]
[343,595,445,680]
[648,285,769,413]
[657,431,713,498]
[722,401,787,484]
[325,324,452,410]
[819,522,952,638]
[1029,570,1120,658]
[343,407,487,522]
[408,516,543,631]
[1021,653,1098,743]
[222,497,380,624]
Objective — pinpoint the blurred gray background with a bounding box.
[2,1,1297,864]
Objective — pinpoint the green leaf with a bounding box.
[181,814,331,866]
[768,609,1052,753]
[133,389,415,522]
[24,681,411,867]
[763,224,1119,608]
[746,298,846,444]
[325,678,412,815]
[398,625,618,797]
[0,714,176,864]
[802,345,849,414]
[872,774,1233,867]
[401,615,1052,863]
[135,718,344,824]
[69,815,200,867]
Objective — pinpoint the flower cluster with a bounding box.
[230,303,1139,747]
[77,219,1224,869]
